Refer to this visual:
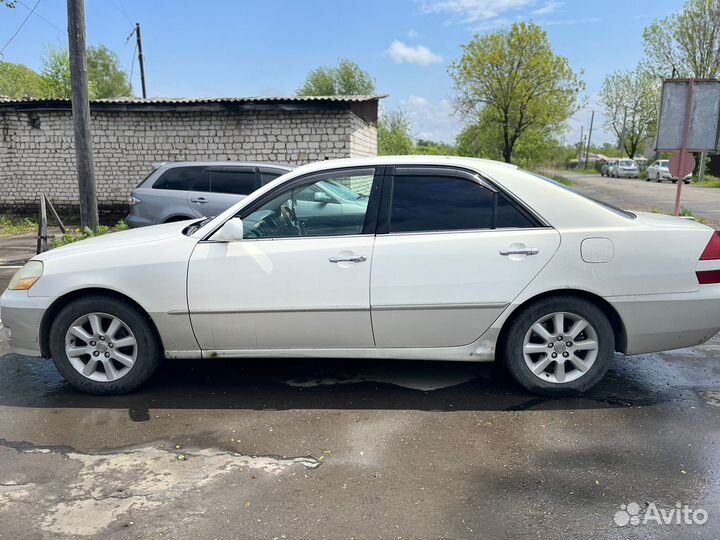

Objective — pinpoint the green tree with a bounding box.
[298,58,375,96]
[456,109,562,167]
[41,45,133,99]
[415,139,457,155]
[643,0,720,78]
[599,66,660,159]
[87,45,133,98]
[377,110,415,155]
[449,22,584,164]
[41,47,72,98]
[0,62,47,98]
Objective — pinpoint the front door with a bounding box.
[370,166,561,347]
[187,166,381,351]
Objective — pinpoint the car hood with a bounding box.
[34,220,197,261]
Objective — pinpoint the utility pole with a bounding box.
[67,0,98,230]
[619,106,627,155]
[135,23,147,98]
[577,125,584,162]
[584,110,595,169]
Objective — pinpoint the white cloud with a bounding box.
[531,1,562,15]
[407,29,421,39]
[387,40,443,66]
[543,16,601,26]
[419,0,535,22]
[399,95,462,143]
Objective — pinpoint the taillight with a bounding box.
[700,231,720,260]
[129,196,141,206]
[696,231,720,284]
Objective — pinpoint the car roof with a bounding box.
[153,161,294,171]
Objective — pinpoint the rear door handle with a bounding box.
[329,255,367,263]
[191,197,208,204]
[500,248,539,256]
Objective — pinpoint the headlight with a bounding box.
[8,261,43,291]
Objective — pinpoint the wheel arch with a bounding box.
[163,214,194,223]
[39,287,165,357]
[497,289,627,355]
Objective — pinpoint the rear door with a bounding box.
[187,167,260,218]
[370,166,561,348]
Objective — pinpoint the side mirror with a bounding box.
[314,191,332,204]
[212,217,244,242]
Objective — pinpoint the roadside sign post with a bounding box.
[672,79,694,216]
[655,79,720,215]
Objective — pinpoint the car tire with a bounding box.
[656,174,661,182]
[500,296,615,397]
[672,179,677,184]
[49,296,161,394]
[684,180,691,184]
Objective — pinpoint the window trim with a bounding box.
[201,165,385,242]
[379,165,545,235]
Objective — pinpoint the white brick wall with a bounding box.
[0,107,377,216]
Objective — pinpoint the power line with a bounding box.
[110,0,132,25]
[16,0,64,35]
[0,0,41,59]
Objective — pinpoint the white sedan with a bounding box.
[2,156,720,397]
[647,159,692,184]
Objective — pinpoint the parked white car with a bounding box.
[610,159,639,178]
[3,156,720,397]
[646,159,692,184]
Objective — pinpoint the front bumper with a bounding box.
[617,170,638,178]
[0,289,50,357]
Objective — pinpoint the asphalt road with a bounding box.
[1,267,720,538]
[565,173,720,224]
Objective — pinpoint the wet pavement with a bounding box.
[1,260,720,538]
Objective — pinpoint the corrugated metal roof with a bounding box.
[0,95,384,104]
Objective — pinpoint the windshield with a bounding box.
[660,160,669,167]
[619,160,634,167]
[526,171,636,219]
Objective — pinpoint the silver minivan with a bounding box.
[127,162,293,227]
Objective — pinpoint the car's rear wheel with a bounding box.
[501,296,615,396]
[49,296,161,394]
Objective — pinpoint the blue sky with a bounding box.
[1,0,683,145]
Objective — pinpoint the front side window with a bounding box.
[241,168,375,239]
[209,169,258,195]
[153,166,208,191]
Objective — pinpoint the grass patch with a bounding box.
[53,219,129,248]
[695,174,720,188]
[0,215,38,237]
[549,174,574,186]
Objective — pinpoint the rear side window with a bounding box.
[390,176,494,233]
[389,173,537,233]
[210,169,258,195]
[153,167,208,191]
[260,170,284,185]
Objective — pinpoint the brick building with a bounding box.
[0,95,380,218]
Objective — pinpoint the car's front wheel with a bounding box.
[49,296,161,394]
[501,296,615,396]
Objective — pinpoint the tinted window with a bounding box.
[496,194,535,228]
[260,171,283,185]
[390,175,494,233]
[210,169,258,195]
[153,167,208,191]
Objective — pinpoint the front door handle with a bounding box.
[500,247,539,256]
[191,197,208,204]
[329,255,367,263]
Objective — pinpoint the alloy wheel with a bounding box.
[64,312,137,382]
[522,311,599,384]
